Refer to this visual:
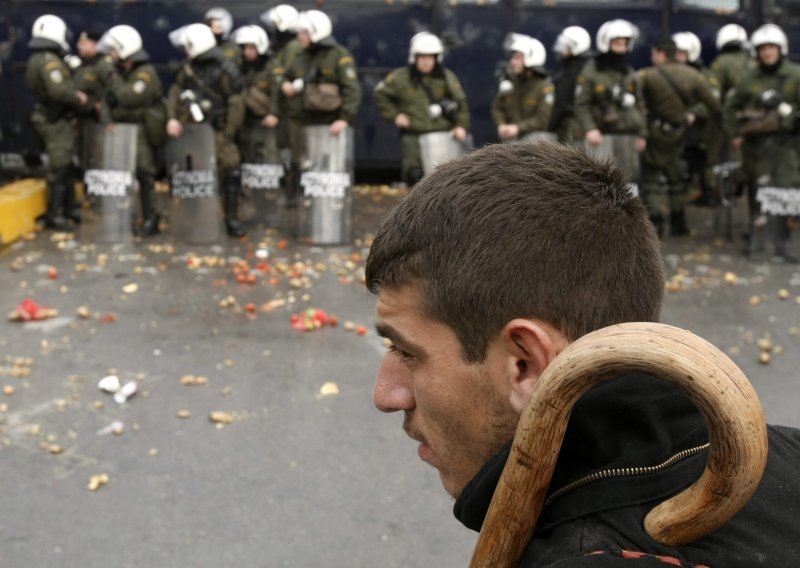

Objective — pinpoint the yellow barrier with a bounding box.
[0,178,46,247]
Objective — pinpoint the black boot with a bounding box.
[669,211,690,237]
[45,169,71,231]
[138,172,160,237]
[63,168,82,224]
[285,165,300,209]
[224,170,246,238]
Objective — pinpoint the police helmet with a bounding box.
[295,10,333,44]
[505,34,546,69]
[715,23,747,51]
[31,14,70,53]
[408,32,444,64]
[204,7,234,40]
[596,19,639,53]
[261,4,300,34]
[183,23,217,59]
[672,31,701,63]
[751,23,788,56]
[99,25,143,61]
[233,25,269,55]
[553,26,591,57]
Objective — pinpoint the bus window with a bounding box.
[674,0,739,13]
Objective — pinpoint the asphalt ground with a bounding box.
[1,187,800,568]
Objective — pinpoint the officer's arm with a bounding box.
[108,70,160,108]
[338,54,362,123]
[517,83,555,134]
[723,83,746,138]
[694,74,720,117]
[632,73,648,138]
[41,59,84,108]
[448,71,470,130]
[573,74,598,133]
[373,72,401,123]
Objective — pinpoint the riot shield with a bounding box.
[584,134,640,191]
[750,138,800,259]
[165,124,221,244]
[239,125,283,228]
[419,131,472,175]
[297,125,354,245]
[81,123,137,244]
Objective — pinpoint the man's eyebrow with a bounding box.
[375,324,427,357]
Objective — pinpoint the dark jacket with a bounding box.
[455,374,800,566]
[550,54,588,133]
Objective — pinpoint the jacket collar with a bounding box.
[454,373,708,533]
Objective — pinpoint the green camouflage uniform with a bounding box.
[167,47,246,235]
[374,65,468,184]
[574,57,647,137]
[271,38,306,201]
[639,60,719,232]
[25,47,87,227]
[491,71,554,139]
[725,58,800,257]
[238,55,280,164]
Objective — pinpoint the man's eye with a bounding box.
[387,343,413,362]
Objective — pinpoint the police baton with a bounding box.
[470,322,768,567]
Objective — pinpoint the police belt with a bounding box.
[650,117,683,132]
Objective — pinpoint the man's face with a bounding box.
[373,286,519,498]
[758,44,781,66]
[242,44,258,62]
[415,54,436,74]
[674,49,689,64]
[208,19,224,38]
[77,36,97,59]
[609,37,629,54]
[650,48,666,66]
[298,30,311,49]
[509,51,525,75]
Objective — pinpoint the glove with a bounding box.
[621,92,636,109]
[778,102,793,118]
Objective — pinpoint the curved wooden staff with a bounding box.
[469,322,768,567]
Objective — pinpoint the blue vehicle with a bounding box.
[0,0,790,177]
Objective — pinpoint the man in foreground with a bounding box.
[366,142,800,565]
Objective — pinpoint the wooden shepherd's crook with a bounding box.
[469,322,769,568]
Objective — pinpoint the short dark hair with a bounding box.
[652,37,677,58]
[365,142,665,363]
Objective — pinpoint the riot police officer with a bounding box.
[261,4,304,206]
[69,25,113,223]
[492,34,553,143]
[726,24,800,261]
[25,14,88,230]
[374,31,468,187]
[711,24,752,101]
[204,7,241,66]
[639,38,719,236]
[99,24,163,237]
[166,23,246,238]
[280,10,362,198]
[233,25,280,164]
[550,25,591,142]
[574,20,647,150]
[673,31,722,207]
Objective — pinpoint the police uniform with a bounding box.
[282,40,362,200]
[639,59,719,234]
[271,38,305,203]
[725,57,800,259]
[491,70,554,140]
[105,57,164,235]
[167,46,246,236]
[550,54,589,142]
[239,52,280,164]
[25,43,87,229]
[574,54,647,138]
[683,61,722,206]
[374,65,469,185]
[711,48,753,102]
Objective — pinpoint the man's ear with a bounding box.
[500,319,565,415]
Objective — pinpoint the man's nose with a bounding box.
[373,354,414,413]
